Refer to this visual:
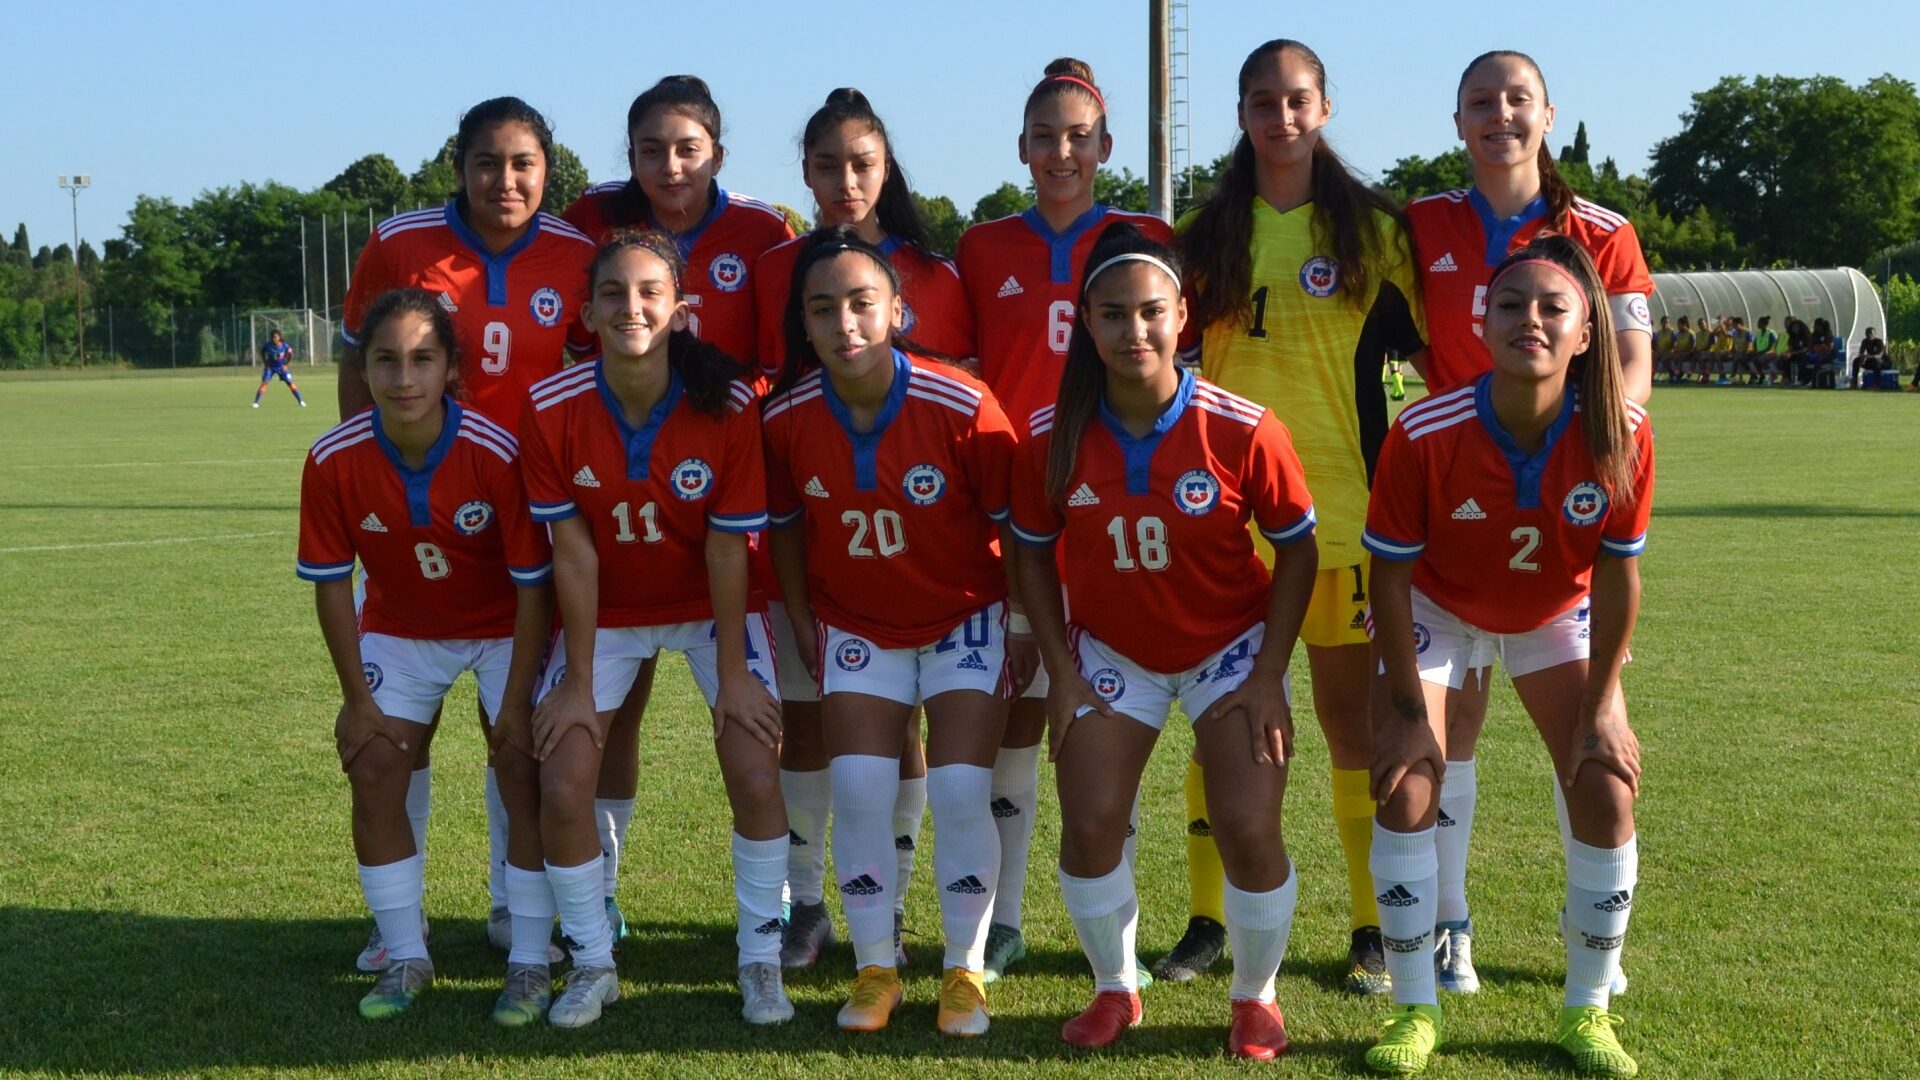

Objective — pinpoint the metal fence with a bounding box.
[0,304,342,370]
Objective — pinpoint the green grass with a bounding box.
[1,369,1915,1077]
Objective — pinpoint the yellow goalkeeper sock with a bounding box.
[1183,757,1226,925]
[1332,766,1380,930]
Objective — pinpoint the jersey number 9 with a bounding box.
[483,321,511,374]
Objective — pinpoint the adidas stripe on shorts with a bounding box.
[358,632,515,724]
[539,613,780,713]
[818,602,1009,706]
[1068,621,1288,732]
[1400,587,1593,689]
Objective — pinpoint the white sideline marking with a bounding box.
[0,531,290,555]
[0,458,300,470]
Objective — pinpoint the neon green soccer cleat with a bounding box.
[1365,1002,1443,1075]
[1557,1006,1638,1077]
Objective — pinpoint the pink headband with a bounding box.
[1487,258,1591,321]
[1042,75,1107,115]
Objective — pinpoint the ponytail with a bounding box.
[588,228,750,415]
[801,88,938,254]
[612,76,724,229]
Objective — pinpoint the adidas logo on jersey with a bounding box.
[1377,884,1420,908]
[573,466,601,488]
[436,290,459,312]
[957,649,990,672]
[1451,498,1487,520]
[1429,252,1458,273]
[945,875,989,895]
[359,513,389,533]
[996,275,1024,298]
[804,475,830,498]
[1067,483,1100,507]
[991,797,1021,819]
[840,873,884,896]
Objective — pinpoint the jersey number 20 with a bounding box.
[843,509,906,558]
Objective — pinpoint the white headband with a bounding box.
[1083,252,1180,296]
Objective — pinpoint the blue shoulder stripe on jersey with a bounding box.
[1096,367,1195,495]
[1362,529,1424,562]
[444,203,542,307]
[821,350,911,491]
[509,563,553,585]
[1009,520,1061,547]
[1260,507,1317,545]
[530,499,577,522]
[708,509,770,534]
[1468,188,1549,267]
[1600,533,1646,558]
[297,559,357,582]
[596,363,683,481]
[371,397,462,526]
[1473,373,1575,510]
[1022,205,1110,284]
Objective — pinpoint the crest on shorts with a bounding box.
[709,252,748,293]
[1300,256,1340,298]
[836,639,872,672]
[902,464,947,506]
[1089,668,1126,701]
[453,499,495,535]
[362,662,383,691]
[1175,469,1220,516]
[529,286,564,327]
[1412,623,1432,655]
[672,458,714,500]
[1563,481,1608,525]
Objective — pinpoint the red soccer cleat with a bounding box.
[1061,989,1142,1049]
[1228,998,1290,1060]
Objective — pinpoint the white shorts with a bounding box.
[1408,588,1590,690]
[1070,622,1289,732]
[766,600,820,704]
[539,614,779,713]
[820,603,1009,707]
[359,632,514,725]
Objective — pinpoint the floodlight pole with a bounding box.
[58,174,90,366]
[1148,0,1172,221]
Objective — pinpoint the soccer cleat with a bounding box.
[893,909,909,968]
[358,957,432,1020]
[1228,998,1290,1060]
[1558,908,1629,995]
[1365,1002,1443,1074]
[548,966,619,1029]
[780,900,835,969]
[491,962,551,1027]
[251,402,260,408]
[936,967,990,1037]
[1061,989,1142,1049]
[486,906,567,964]
[1434,921,1481,993]
[356,915,430,973]
[1151,915,1226,982]
[1347,926,1393,995]
[738,961,795,1025]
[981,922,1026,984]
[837,965,903,1032]
[1557,1006,1638,1077]
[607,896,630,942]
[1134,957,1154,989]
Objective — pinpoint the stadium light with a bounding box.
[57,174,91,367]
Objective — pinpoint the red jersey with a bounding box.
[1010,371,1317,673]
[1363,376,1655,634]
[342,205,595,435]
[1407,190,1655,393]
[761,351,1015,648]
[956,206,1177,425]
[755,234,975,380]
[297,402,551,639]
[563,182,795,366]
[519,361,766,628]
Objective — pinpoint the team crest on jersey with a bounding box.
[836,639,872,672]
[671,458,715,500]
[1089,668,1126,702]
[453,499,495,535]
[902,464,947,506]
[1300,255,1341,298]
[363,662,383,691]
[1563,481,1608,525]
[529,286,564,327]
[1175,469,1221,516]
[709,252,748,293]
[1412,623,1432,655]
[900,301,918,334]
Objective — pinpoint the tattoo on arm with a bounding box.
[1583,733,1600,750]
[1392,691,1427,724]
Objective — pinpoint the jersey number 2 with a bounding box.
[1509,526,1542,573]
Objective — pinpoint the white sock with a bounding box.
[830,754,900,969]
[989,744,1040,930]
[926,764,999,970]
[595,797,636,902]
[733,833,788,967]
[1058,862,1138,993]
[359,854,427,963]
[407,767,432,861]
[1371,823,1439,1006]
[482,767,506,910]
[1223,866,1299,1003]
[504,864,557,967]
[1436,758,1477,925]
[893,775,927,915]
[547,857,613,969]
[1563,835,1637,1008]
[779,768,832,906]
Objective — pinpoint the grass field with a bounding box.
[1,367,1916,1078]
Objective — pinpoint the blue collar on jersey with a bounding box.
[876,234,904,258]
[1098,367,1196,496]
[1473,372,1576,510]
[371,396,462,527]
[653,183,731,262]
[1022,205,1111,284]
[594,360,683,482]
[821,349,911,491]
[1467,188,1549,268]
[445,202,542,308]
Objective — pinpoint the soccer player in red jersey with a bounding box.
[518,231,788,1029]
[952,57,1177,983]
[298,289,553,1022]
[1361,237,1653,1077]
[1010,224,1318,1058]
[761,228,1028,1036]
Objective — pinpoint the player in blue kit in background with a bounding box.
[253,329,306,408]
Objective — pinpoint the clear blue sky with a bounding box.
[8,0,1916,258]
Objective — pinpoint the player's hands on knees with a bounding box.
[1004,632,1039,699]
[1566,686,1641,796]
[1045,675,1113,762]
[1370,696,1446,805]
[490,697,538,760]
[532,678,602,760]
[714,671,782,749]
[335,698,410,771]
[1199,665,1292,767]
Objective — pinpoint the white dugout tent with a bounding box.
[1646,267,1885,376]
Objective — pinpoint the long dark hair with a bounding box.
[451,96,554,217]
[1457,51,1575,232]
[1045,223,1182,505]
[589,229,751,417]
[801,88,937,253]
[1183,40,1403,329]
[1490,235,1637,506]
[771,225,948,400]
[360,287,463,402]
[607,76,724,230]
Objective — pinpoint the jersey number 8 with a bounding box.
[414,542,451,580]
